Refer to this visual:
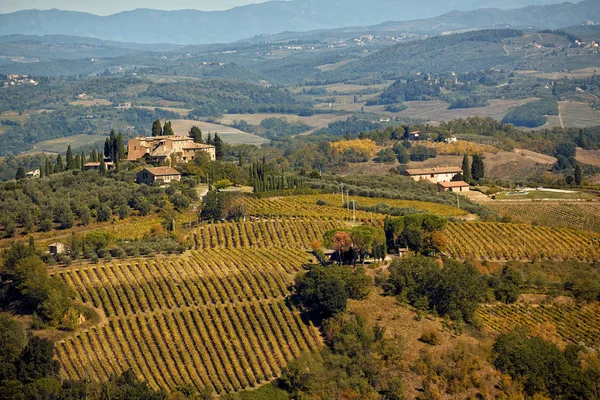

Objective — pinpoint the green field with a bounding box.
[494,189,597,201]
[32,134,107,153]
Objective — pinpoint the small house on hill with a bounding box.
[49,242,68,255]
[437,181,470,193]
[404,167,462,184]
[136,167,181,186]
[83,162,115,171]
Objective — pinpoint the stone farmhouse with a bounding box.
[136,167,182,186]
[404,167,462,184]
[127,135,216,164]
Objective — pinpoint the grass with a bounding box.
[31,134,107,153]
[137,106,192,116]
[315,59,358,72]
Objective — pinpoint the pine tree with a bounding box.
[152,119,162,137]
[190,126,203,143]
[66,145,74,170]
[56,154,65,172]
[16,166,25,180]
[213,133,224,159]
[471,154,485,181]
[163,121,174,136]
[574,164,583,186]
[117,132,126,160]
[462,154,471,183]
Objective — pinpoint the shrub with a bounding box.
[420,329,441,345]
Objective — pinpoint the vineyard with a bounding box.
[193,217,345,250]
[477,302,600,347]
[487,202,600,233]
[244,195,467,220]
[53,247,322,394]
[444,221,600,261]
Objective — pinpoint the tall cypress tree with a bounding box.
[471,154,485,181]
[56,154,65,172]
[99,159,107,176]
[206,133,213,145]
[66,145,74,170]
[117,132,126,161]
[104,139,111,160]
[15,167,26,180]
[574,164,583,186]
[74,155,81,170]
[81,151,87,166]
[152,119,162,137]
[90,149,98,163]
[45,158,52,176]
[462,154,471,183]
[213,133,224,159]
[163,121,174,136]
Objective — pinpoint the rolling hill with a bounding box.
[0,0,573,45]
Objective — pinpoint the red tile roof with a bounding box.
[144,167,181,176]
[405,167,462,175]
[437,181,470,188]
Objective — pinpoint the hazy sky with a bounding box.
[0,0,269,15]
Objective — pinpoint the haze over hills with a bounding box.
[0,0,573,44]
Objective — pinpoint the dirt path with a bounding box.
[558,102,565,128]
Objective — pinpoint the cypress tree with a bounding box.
[206,133,213,145]
[462,154,471,183]
[163,121,174,136]
[117,132,126,160]
[16,167,26,180]
[574,164,583,186]
[81,151,87,166]
[152,119,162,137]
[109,130,118,162]
[56,154,65,172]
[104,138,111,160]
[99,159,107,176]
[45,158,52,176]
[75,155,81,170]
[66,145,74,170]
[471,154,485,181]
[213,133,224,159]
[90,149,98,163]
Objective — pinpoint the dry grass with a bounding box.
[169,119,268,145]
[31,134,107,153]
[315,59,358,72]
[577,148,600,167]
[69,99,113,107]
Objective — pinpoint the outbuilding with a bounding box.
[437,181,470,193]
[136,167,181,186]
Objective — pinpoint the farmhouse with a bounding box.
[127,136,216,163]
[136,167,181,186]
[437,181,470,193]
[26,169,40,178]
[404,166,462,184]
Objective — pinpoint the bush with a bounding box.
[419,329,441,345]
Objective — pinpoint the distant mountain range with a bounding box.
[239,0,600,44]
[0,0,573,45]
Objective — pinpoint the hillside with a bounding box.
[0,0,572,45]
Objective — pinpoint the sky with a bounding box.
[0,0,269,15]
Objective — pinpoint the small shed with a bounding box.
[437,181,470,193]
[49,242,68,255]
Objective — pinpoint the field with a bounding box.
[577,148,600,168]
[391,98,539,122]
[217,113,352,135]
[137,106,193,116]
[444,221,600,262]
[53,247,321,394]
[477,302,600,348]
[69,99,112,107]
[488,202,600,232]
[244,195,468,221]
[29,134,107,153]
[193,217,345,250]
[494,189,595,201]
[169,119,268,146]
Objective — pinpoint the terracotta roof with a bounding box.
[144,167,181,176]
[183,143,215,150]
[405,167,462,175]
[437,181,470,188]
[84,162,114,167]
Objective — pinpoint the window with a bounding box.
[431,174,435,178]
